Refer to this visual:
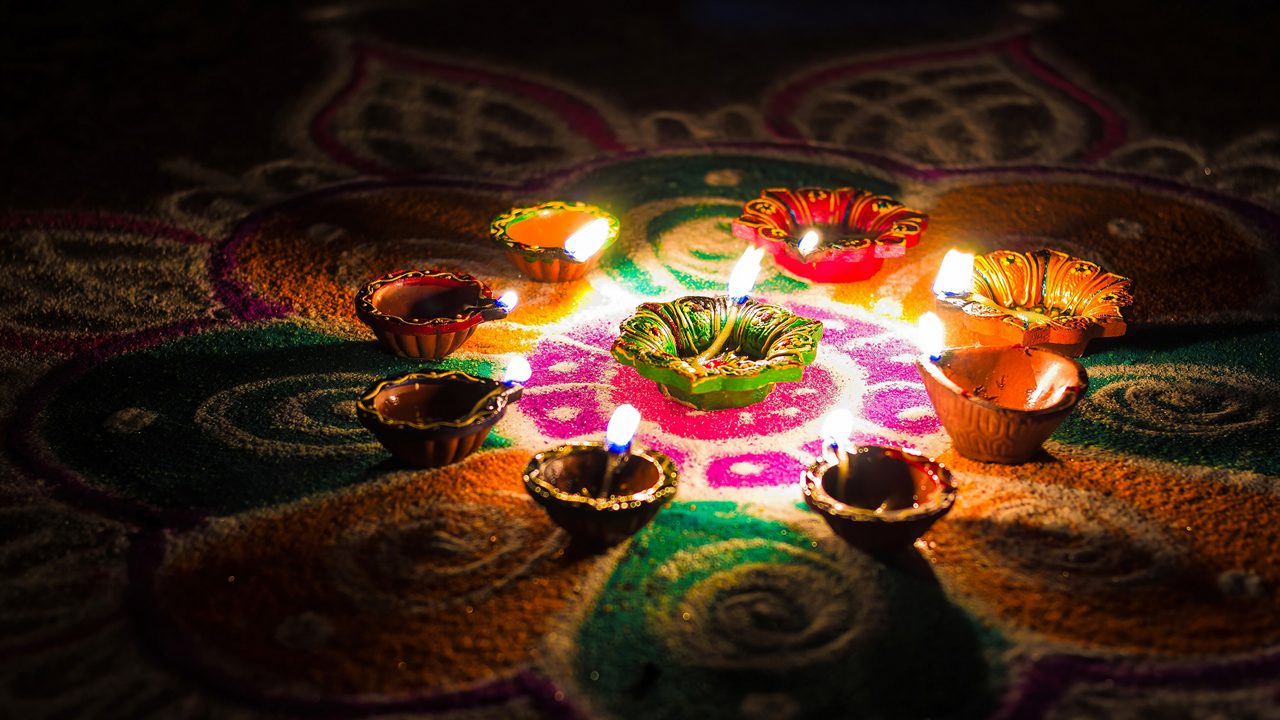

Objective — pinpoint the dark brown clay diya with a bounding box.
[916,344,1088,464]
[356,369,522,468]
[803,446,956,554]
[355,269,514,359]
[523,440,678,547]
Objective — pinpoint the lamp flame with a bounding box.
[495,290,518,313]
[932,250,974,297]
[726,246,766,303]
[819,408,854,451]
[797,229,821,255]
[918,312,946,361]
[501,354,531,385]
[563,217,612,261]
[605,404,641,454]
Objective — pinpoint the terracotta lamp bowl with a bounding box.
[936,249,1134,357]
[732,187,927,283]
[357,369,521,468]
[524,443,679,547]
[916,345,1088,464]
[803,446,956,554]
[355,269,509,359]
[489,201,620,282]
[612,296,824,410]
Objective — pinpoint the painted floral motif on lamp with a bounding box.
[732,187,927,282]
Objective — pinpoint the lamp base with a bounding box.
[658,382,775,410]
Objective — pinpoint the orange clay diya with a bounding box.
[732,187,926,283]
[355,269,515,359]
[803,444,956,555]
[357,363,527,469]
[933,249,1133,357]
[524,406,678,547]
[489,200,620,282]
[915,313,1088,464]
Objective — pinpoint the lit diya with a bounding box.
[933,248,1134,357]
[802,409,956,554]
[915,312,1088,464]
[357,356,530,468]
[524,405,679,547]
[612,247,824,410]
[732,187,927,283]
[355,269,516,359]
[489,200,620,282]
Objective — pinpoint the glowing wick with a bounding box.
[605,403,641,455]
[495,290,519,313]
[726,246,766,304]
[797,229,821,256]
[601,404,641,498]
[819,407,855,485]
[563,218,612,261]
[918,311,946,362]
[932,250,975,298]
[501,355,531,385]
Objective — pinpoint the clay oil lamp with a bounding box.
[357,356,530,468]
[802,409,956,554]
[732,187,927,283]
[612,247,824,410]
[915,312,1088,464]
[524,404,679,547]
[355,269,517,359]
[933,248,1134,357]
[489,200,620,282]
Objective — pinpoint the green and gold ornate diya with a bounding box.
[612,296,824,410]
[489,201,620,282]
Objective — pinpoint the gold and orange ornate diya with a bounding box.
[935,249,1133,357]
[612,296,824,410]
[732,187,927,283]
[489,200,620,282]
[355,269,513,359]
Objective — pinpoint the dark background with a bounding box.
[3,0,1278,210]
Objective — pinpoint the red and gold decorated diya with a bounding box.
[489,201,620,282]
[355,269,514,359]
[357,369,522,468]
[732,187,927,283]
[803,446,956,554]
[935,249,1133,357]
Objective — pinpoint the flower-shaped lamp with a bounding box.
[803,446,956,554]
[935,249,1134,357]
[355,269,513,359]
[732,187,927,283]
[612,296,824,410]
[489,201,620,282]
[356,369,522,468]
